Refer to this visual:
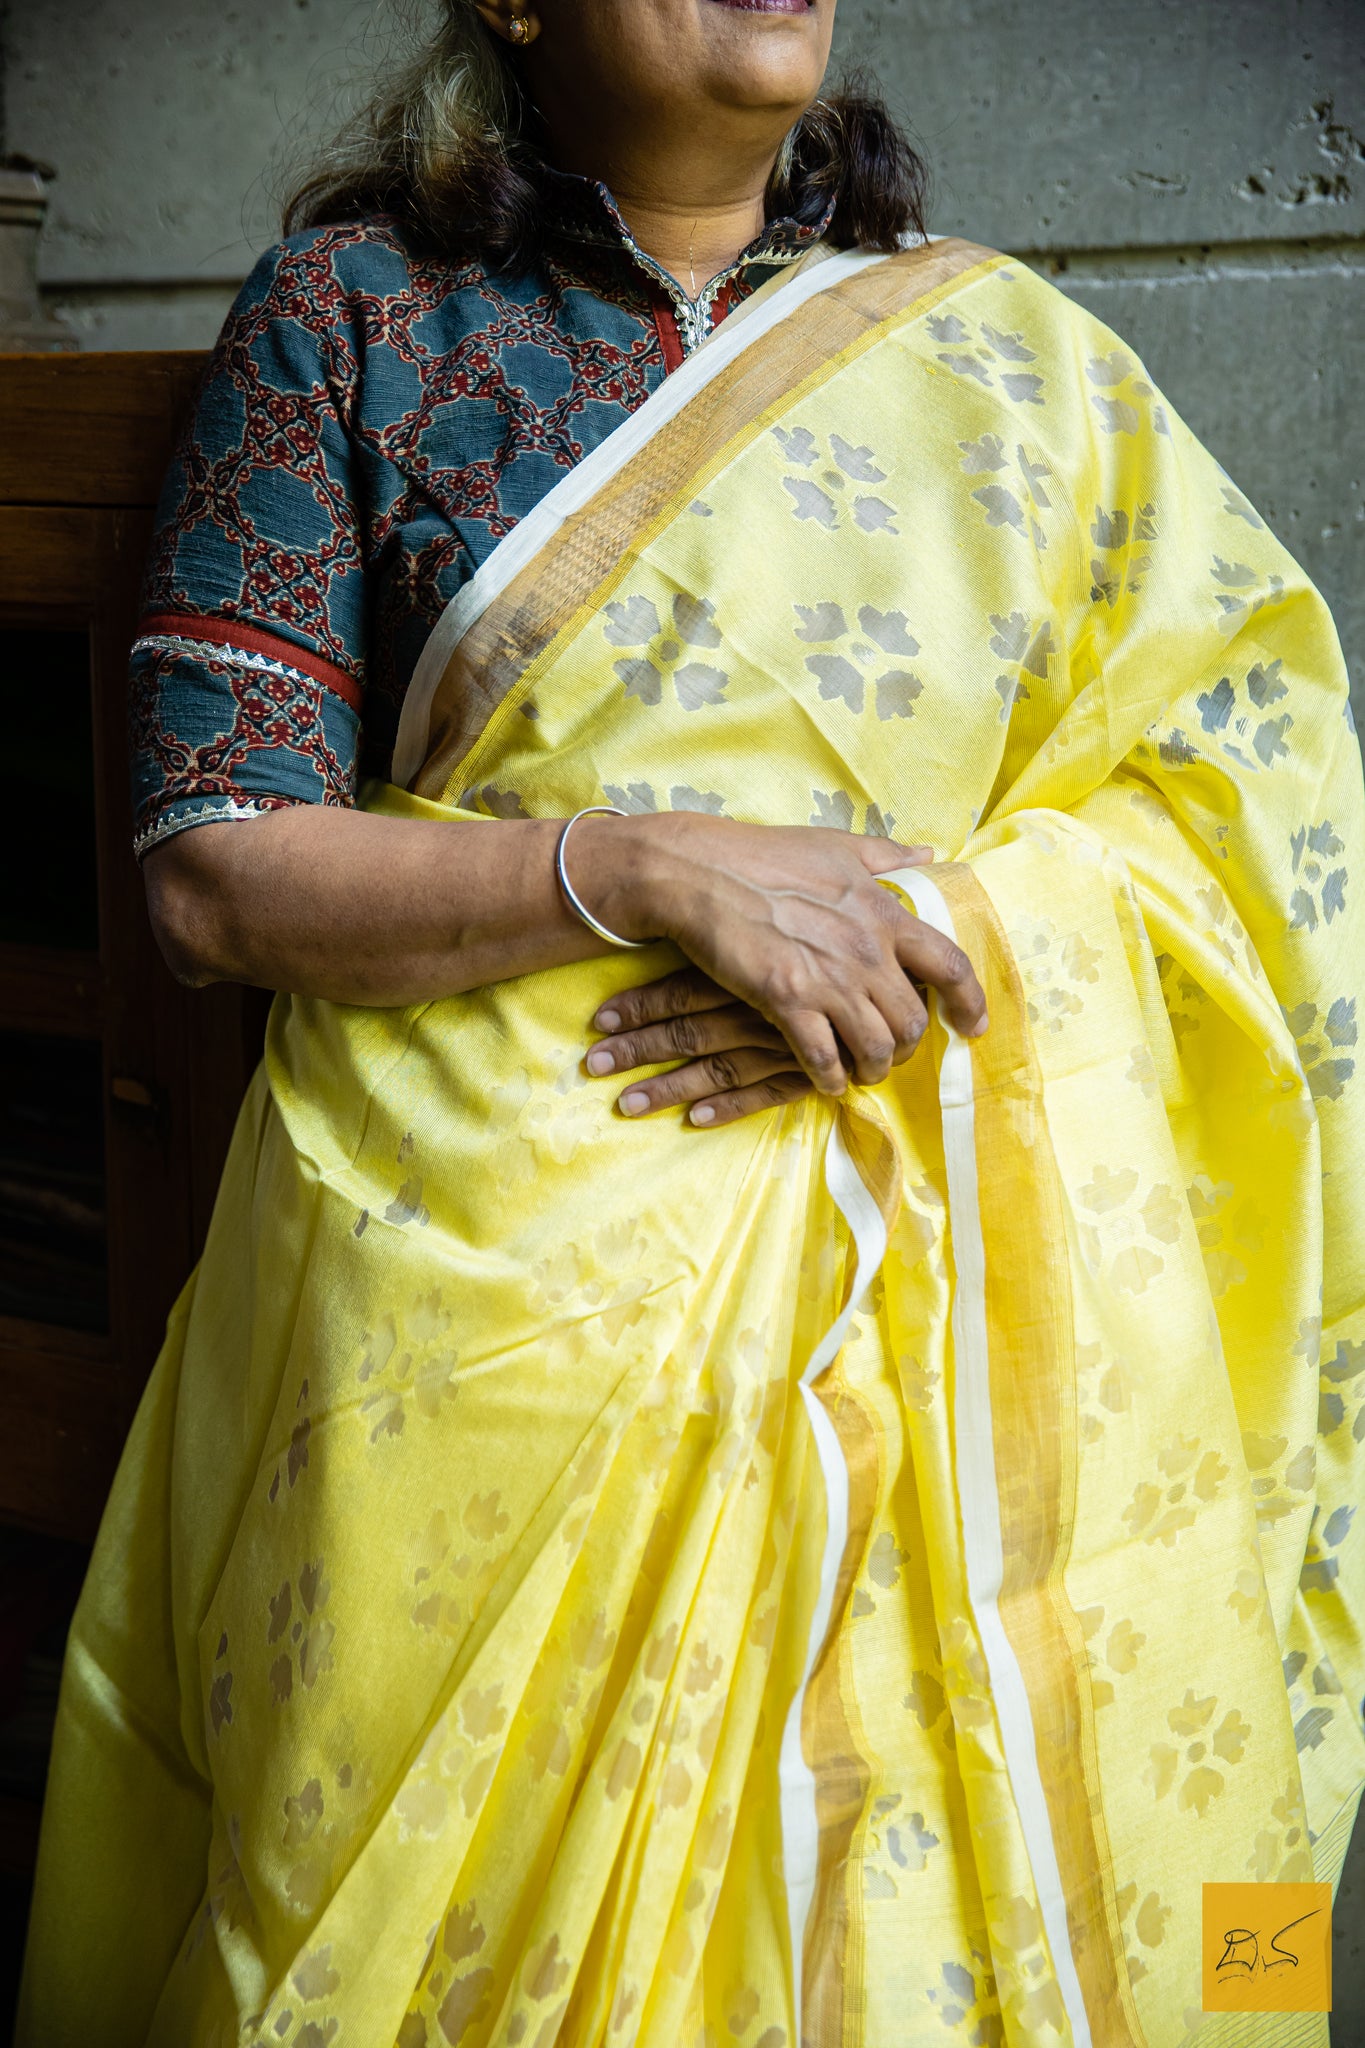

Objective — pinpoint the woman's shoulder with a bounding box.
[919,242,1162,420]
[224,215,486,347]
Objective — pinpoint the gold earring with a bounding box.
[508,12,531,41]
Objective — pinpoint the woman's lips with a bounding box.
[705,0,812,12]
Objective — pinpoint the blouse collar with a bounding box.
[539,164,836,354]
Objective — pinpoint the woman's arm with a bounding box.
[145,803,986,1094]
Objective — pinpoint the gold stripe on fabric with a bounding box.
[801,1369,881,2048]
[416,238,1004,801]
[931,863,1146,2048]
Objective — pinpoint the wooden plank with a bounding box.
[0,945,103,1040]
[0,504,152,610]
[0,353,208,508]
[0,1319,122,1542]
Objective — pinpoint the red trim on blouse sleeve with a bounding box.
[136,612,365,714]
[649,294,686,374]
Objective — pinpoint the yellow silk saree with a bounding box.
[20,239,1365,2048]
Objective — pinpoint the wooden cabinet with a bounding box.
[0,353,268,1543]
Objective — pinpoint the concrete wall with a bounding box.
[5,0,1363,728]
[2,1,1363,2029]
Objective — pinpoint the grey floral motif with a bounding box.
[989,610,1055,720]
[1085,348,1170,436]
[811,789,856,830]
[938,351,993,388]
[972,484,1027,533]
[1077,1604,1147,1708]
[1146,1689,1251,1815]
[1159,653,1296,778]
[601,780,727,816]
[1299,1500,1357,1595]
[1114,1882,1175,1988]
[793,601,924,719]
[458,783,530,818]
[981,322,1037,363]
[1087,348,1138,389]
[1247,658,1288,707]
[1090,500,1156,606]
[603,590,729,711]
[957,431,1006,475]
[933,307,1046,406]
[1196,678,1236,732]
[773,423,899,534]
[958,434,1054,548]
[1007,914,1100,1034]
[1154,728,1200,766]
[1319,1337,1365,1442]
[1282,996,1356,1100]
[1220,481,1265,528]
[809,788,899,837]
[1210,554,1287,640]
[925,1951,1003,2043]
[1288,821,1348,932]
[1122,1434,1230,1547]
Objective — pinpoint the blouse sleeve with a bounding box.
[129,234,369,857]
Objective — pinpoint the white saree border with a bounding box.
[390,243,896,788]
[776,863,1090,2048]
[891,867,1093,2048]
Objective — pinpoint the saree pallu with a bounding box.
[20,240,1365,2048]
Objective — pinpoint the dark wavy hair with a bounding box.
[283,4,928,266]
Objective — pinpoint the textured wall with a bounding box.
[2,0,1364,2031]
[6,0,1363,724]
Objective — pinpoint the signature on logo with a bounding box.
[1215,1910,1322,1978]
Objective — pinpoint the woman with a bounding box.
[19,1,1365,2043]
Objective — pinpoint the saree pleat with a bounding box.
[20,239,1365,2048]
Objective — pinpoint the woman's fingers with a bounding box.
[892,913,989,1039]
[586,1001,787,1077]
[854,838,935,874]
[592,963,731,1036]
[827,985,928,1083]
[611,1046,805,1118]
[687,1068,814,1128]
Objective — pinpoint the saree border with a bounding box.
[802,1369,880,2048]
[403,236,1004,802]
[392,241,886,787]
[910,863,1146,2048]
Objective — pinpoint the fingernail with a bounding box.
[620,1090,650,1116]
[596,1008,621,1031]
[689,1104,716,1125]
[586,1048,614,1076]
[971,1014,990,1038]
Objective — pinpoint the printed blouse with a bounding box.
[129,173,830,856]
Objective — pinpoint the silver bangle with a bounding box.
[556,805,653,950]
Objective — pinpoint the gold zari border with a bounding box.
[415,238,1002,801]
[933,862,1145,2048]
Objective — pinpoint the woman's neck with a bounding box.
[608,187,770,297]
[533,107,785,299]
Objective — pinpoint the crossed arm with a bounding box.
[144,804,987,1125]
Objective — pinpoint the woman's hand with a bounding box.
[574,815,989,1122]
[587,967,812,1126]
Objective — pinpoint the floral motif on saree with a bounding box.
[20,239,1364,2048]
